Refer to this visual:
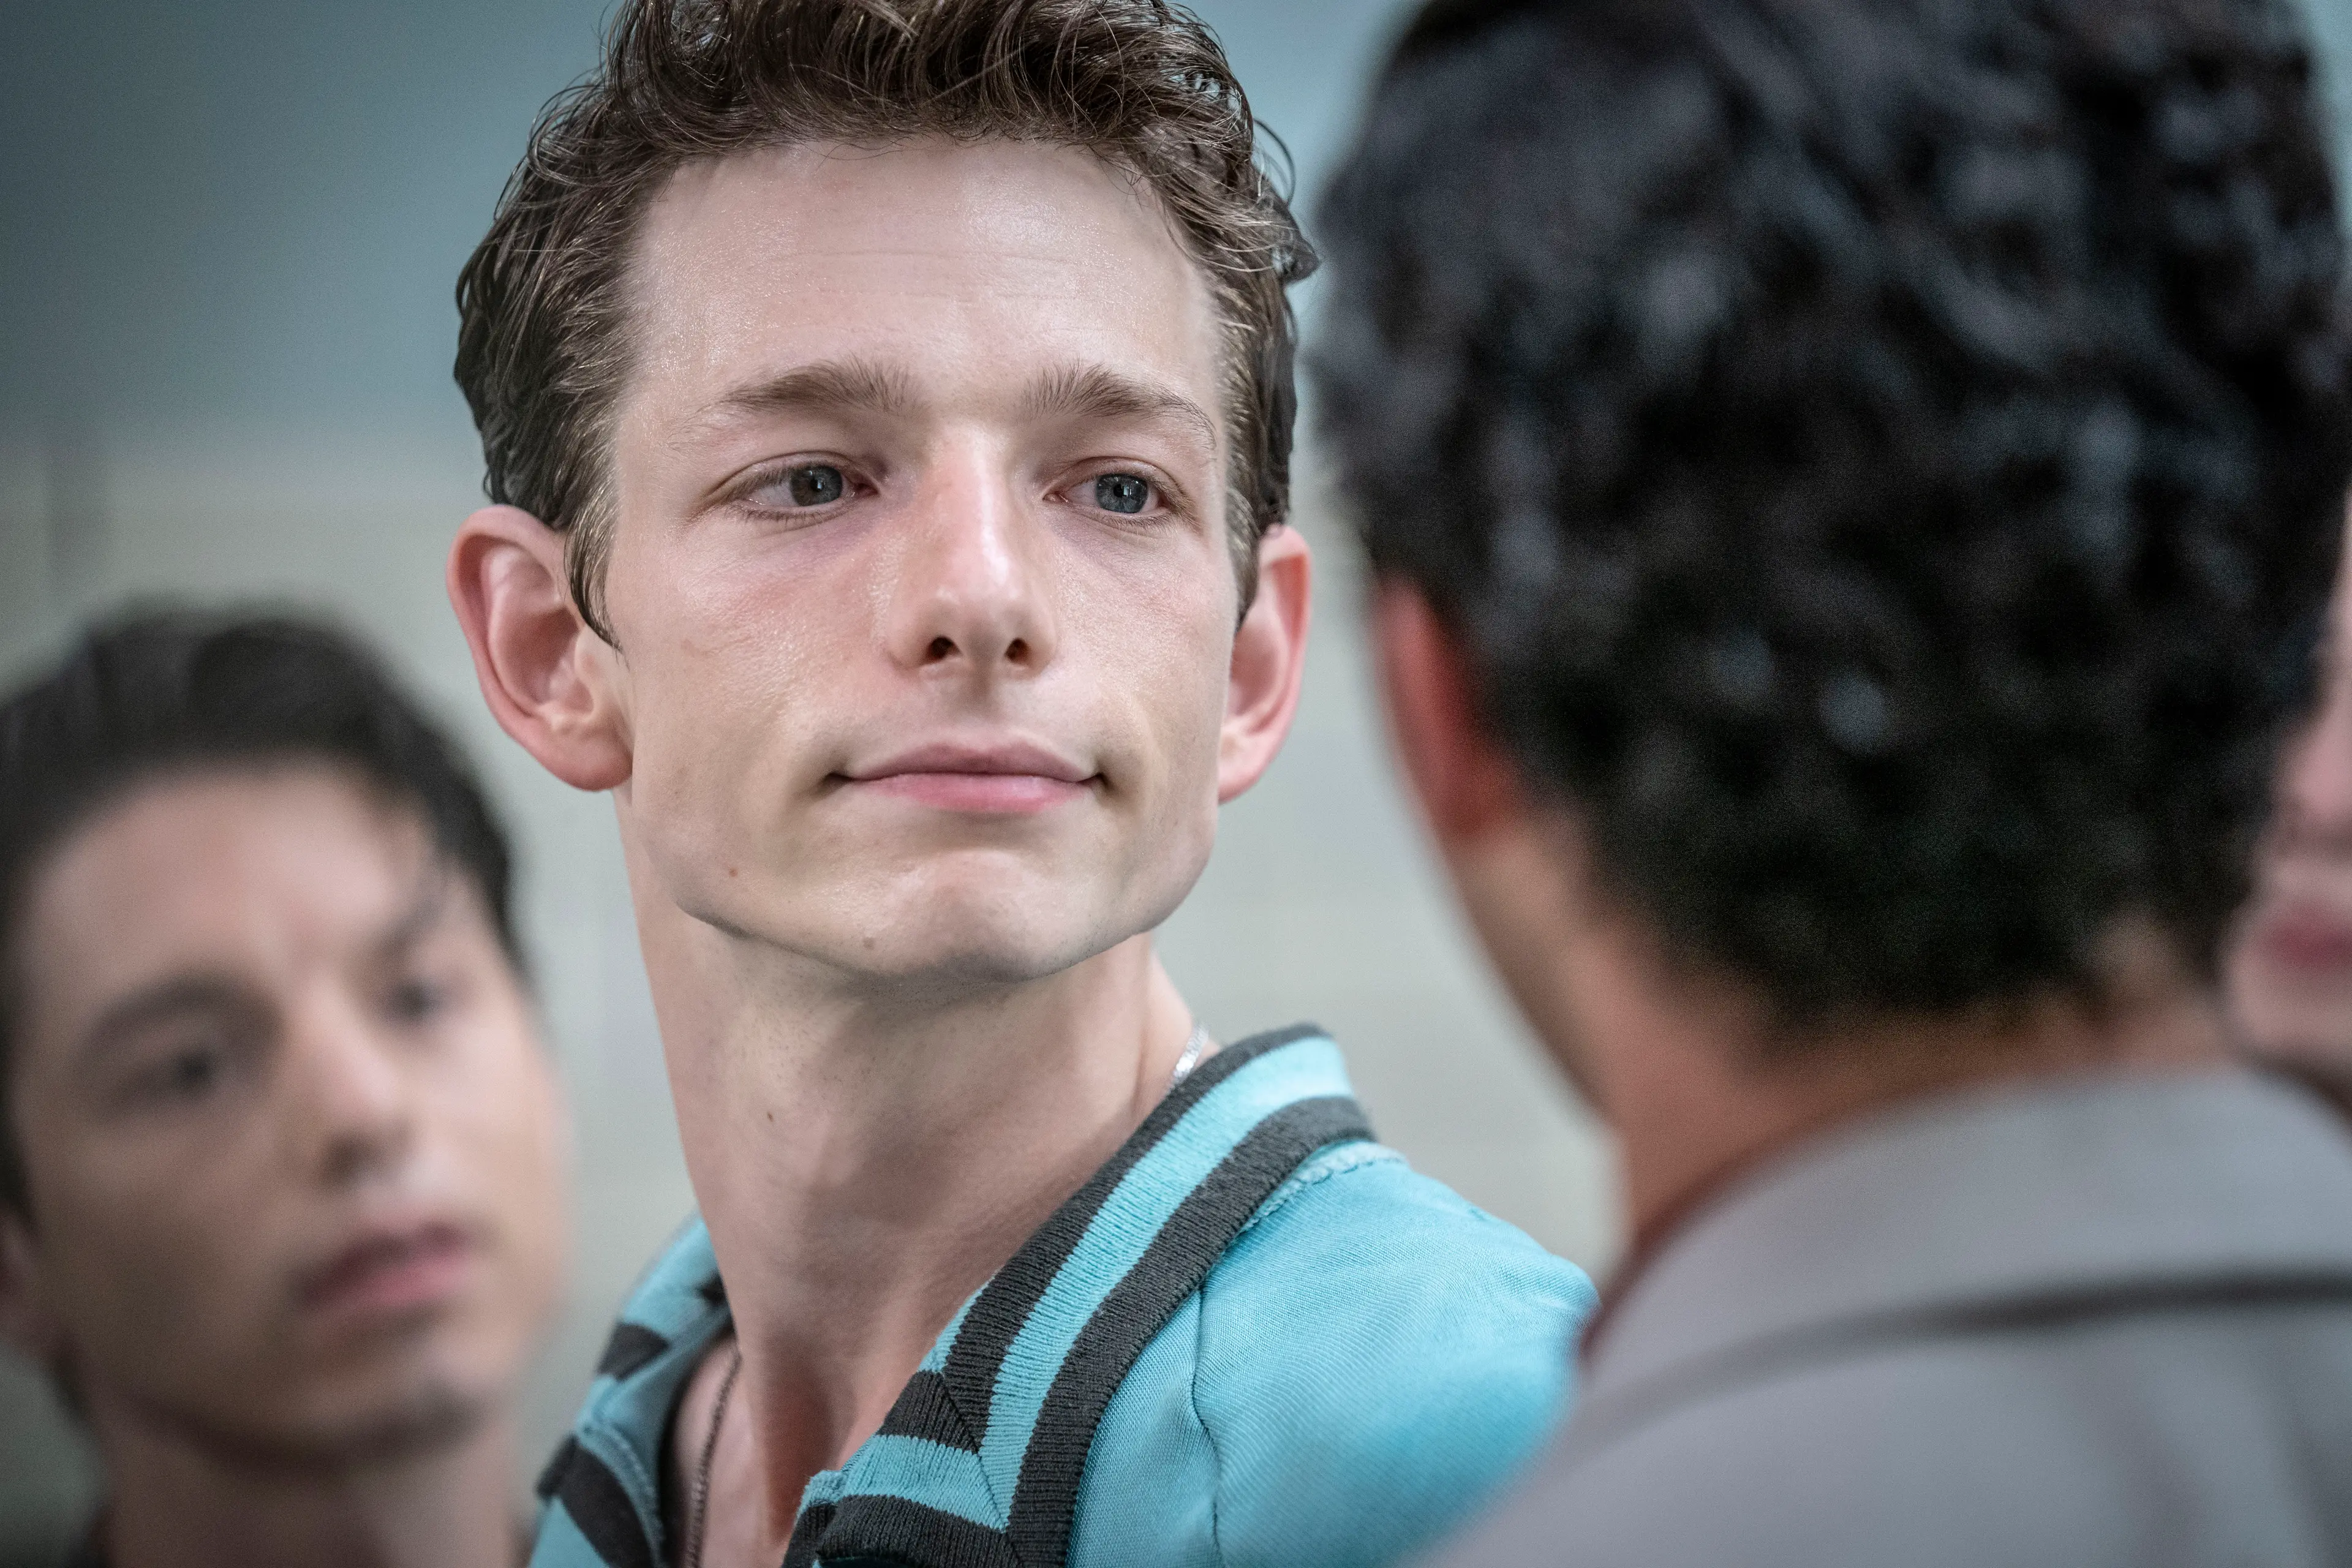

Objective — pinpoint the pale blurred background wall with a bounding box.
[2,0,2348,1551]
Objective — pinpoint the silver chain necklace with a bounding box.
[1169,1021,1209,1092]
[683,1342,743,1568]
[684,1022,1210,1567]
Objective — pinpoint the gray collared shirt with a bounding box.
[1434,1068,2352,1567]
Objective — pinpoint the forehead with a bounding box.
[618,137,1222,436]
[17,769,436,1033]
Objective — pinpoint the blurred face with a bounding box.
[0,767,568,1466]
[2230,509,2352,1073]
[600,138,1248,987]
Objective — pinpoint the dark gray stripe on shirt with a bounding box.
[548,1441,657,1568]
[1006,1092,1374,1568]
[937,1023,1327,1439]
[788,1495,1023,1568]
[875,1368,982,1450]
[594,1322,670,1383]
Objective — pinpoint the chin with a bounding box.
[696,844,1201,987]
[2234,989,2352,1062]
[157,1366,497,1476]
[268,1314,527,1467]
[876,888,1153,988]
[299,1377,494,1467]
[850,922,1108,992]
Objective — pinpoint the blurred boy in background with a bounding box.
[0,612,570,1568]
[2232,500,2352,1116]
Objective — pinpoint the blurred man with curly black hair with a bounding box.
[2231,497,2352,1121]
[1316,0,2352,1561]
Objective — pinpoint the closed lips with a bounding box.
[846,741,1093,783]
[298,1221,474,1315]
[2257,901,2352,973]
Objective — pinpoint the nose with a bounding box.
[285,995,417,1189]
[881,442,1059,680]
[2278,667,2352,853]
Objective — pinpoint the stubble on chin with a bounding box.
[116,1368,497,1479]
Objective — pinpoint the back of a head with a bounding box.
[0,609,519,1209]
[1317,0,2352,1027]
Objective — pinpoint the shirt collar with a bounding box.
[1582,1067,2352,1404]
[548,1025,1360,1567]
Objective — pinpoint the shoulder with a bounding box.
[1458,1302,2352,1568]
[1189,1144,1598,1567]
[1211,1142,1596,1330]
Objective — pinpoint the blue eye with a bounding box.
[1095,474,1152,515]
[786,466,846,507]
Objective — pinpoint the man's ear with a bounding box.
[0,1208,64,1366]
[1219,524,1313,804]
[448,507,633,792]
[1371,579,1526,845]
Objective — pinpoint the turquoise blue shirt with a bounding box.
[532,1025,1597,1568]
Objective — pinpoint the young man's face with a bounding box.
[591,138,1277,986]
[0,768,569,1464]
[2231,508,2352,1072]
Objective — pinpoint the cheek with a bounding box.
[432,1022,570,1289]
[1072,563,1232,843]
[1121,587,1233,785]
[36,1139,285,1373]
[625,622,824,890]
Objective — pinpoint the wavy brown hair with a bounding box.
[456,0,1315,638]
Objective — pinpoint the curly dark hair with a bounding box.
[1316,0,2352,1024]
[0,610,522,1213]
[456,0,1315,639]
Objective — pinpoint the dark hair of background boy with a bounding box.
[1317,0,2352,1030]
[0,611,522,1213]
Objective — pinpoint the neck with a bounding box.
[633,870,1195,1548]
[1594,937,2234,1251]
[92,1401,515,1568]
[1453,819,2239,1251]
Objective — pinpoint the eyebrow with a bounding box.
[75,973,261,1073]
[69,870,456,1071]
[375,866,455,962]
[1022,363,1219,454]
[685,357,1218,458]
[695,357,919,433]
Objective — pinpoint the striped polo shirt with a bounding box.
[533,1025,1597,1568]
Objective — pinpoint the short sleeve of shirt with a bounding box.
[1185,1145,1598,1567]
